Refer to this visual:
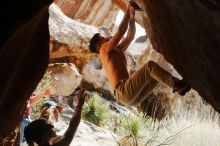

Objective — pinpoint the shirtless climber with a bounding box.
[24,89,86,146]
[89,3,191,106]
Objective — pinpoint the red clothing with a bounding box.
[24,106,30,118]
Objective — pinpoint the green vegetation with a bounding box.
[117,113,156,146]
[82,93,110,127]
[29,71,220,146]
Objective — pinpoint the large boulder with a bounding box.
[54,0,119,30]
[134,0,220,112]
[0,0,53,48]
[49,3,98,52]
[0,1,52,144]
[48,63,82,96]
[82,57,112,93]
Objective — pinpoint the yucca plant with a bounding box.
[82,93,110,127]
[117,113,155,146]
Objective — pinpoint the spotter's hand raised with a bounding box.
[76,89,86,107]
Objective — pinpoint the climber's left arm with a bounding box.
[117,7,136,52]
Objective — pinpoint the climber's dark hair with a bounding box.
[24,118,54,146]
[89,33,101,53]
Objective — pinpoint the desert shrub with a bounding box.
[117,113,156,146]
[82,93,110,127]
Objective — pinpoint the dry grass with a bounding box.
[145,93,220,146]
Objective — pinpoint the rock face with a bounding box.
[54,0,119,30]
[54,105,118,146]
[2,0,220,143]
[49,4,99,52]
[0,1,52,144]
[82,57,112,92]
[133,0,220,112]
[134,38,181,77]
[0,0,53,48]
[48,63,82,96]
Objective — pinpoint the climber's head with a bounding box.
[89,33,111,53]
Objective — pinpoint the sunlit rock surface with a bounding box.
[82,57,112,93]
[49,3,98,52]
[54,0,119,30]
[55,106,118,146]
[48,63,82,96]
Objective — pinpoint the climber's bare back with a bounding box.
[99,43,129,89]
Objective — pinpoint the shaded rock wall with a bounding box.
[134,0,220,112]
[132,38,182,119]
[0,0,53,48]
[136,38,184,81]
[0,1,52,144]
